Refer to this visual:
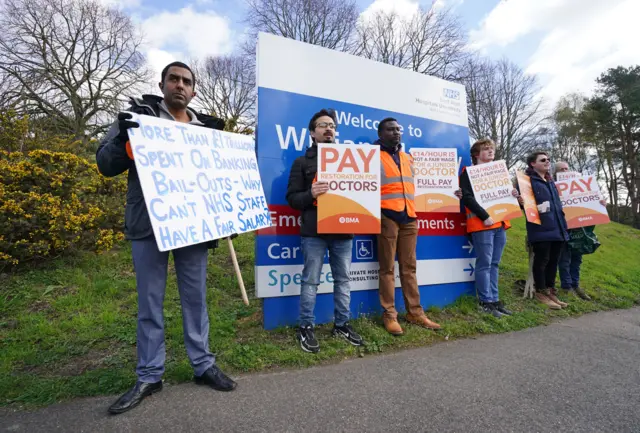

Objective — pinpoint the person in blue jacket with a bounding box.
[524,151,570,310]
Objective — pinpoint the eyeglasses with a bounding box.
[316,122,336,130]
[538,158,550,163]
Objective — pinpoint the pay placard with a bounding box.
[410,148,459,212]
[127,114,272,251]
[316,143,381,234]
[555,174,609,229]
[466,160,522,223]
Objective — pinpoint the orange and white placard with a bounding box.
[410,148,459,212]
[466,160,522,223]
[317,143,381,234]
[516,171,541,225]
[555,175,610,229]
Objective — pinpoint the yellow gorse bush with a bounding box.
[0,150,126,270]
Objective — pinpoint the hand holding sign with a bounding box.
[311,181,329,198]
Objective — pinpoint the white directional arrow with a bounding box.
[462,240,473,254]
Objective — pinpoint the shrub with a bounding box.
[0,150,126,270]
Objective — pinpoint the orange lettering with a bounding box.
[579,177,593,191]
[320,147,339,172]
[357,148,376,173]
[557,182,569,196]
[337,149,359,172]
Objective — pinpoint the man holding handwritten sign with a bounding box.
[97,62,252,415]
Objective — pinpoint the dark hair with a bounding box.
[161,61,196,88]
[378,117,397,135]
[308,109,337,132]
[526,151,549,168]
[470,138,495,165]
[525,151,551,180]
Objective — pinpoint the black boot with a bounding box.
[108,380,163,414]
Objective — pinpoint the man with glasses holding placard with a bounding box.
[286,109,364,353]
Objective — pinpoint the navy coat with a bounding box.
[526,170,569,243]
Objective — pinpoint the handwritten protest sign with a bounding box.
[410,148,459,212]
[317,143,380,233]
[555,174,609,229]
[557,171,580,181]
[516,171,541,224]
[466,160,522,223]
[127,114,271,252]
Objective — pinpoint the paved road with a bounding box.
[3,308,640,433]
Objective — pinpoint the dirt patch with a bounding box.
[20,343,133,377]
[27,300,52,314]
[237,310,262,325]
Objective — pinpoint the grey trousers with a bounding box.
[132,237,215,383]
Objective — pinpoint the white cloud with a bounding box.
[142,6,233,77]
[469,0,640,102]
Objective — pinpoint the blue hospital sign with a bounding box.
[255,33,476,329]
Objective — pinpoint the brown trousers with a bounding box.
[377,216,423,318]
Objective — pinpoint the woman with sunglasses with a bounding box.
[524,151,570,310]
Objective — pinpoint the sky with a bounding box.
[109,0,640,106]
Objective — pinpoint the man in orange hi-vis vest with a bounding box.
[375,118,441,335]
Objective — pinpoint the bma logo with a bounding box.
[356,240,373,260]
[443,88,460,100]
[339,216,360,223]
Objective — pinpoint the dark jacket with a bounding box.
[459,168,490,221]
[96,94,225,243]
[285,144,352,239]
[525,169,569,243]
[375,139,415,224]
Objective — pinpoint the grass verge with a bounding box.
[1,219,639,408]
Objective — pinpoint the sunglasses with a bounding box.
[538,158,550,163]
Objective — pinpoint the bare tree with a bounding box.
[0,0,150,143]
[243,0,359,54]
[351,6,468,81]
[461,56,546,169]
[193,56,256,135]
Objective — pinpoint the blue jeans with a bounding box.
[470,227,507,303]
[559,243,583,289]
[299,237,352,327]
[131,237,215,383]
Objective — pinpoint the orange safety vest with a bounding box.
[380,150,416,218]
[461,166,511,233]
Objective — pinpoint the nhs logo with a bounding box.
[443,88,460,100]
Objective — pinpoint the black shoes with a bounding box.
[194,365,237,392]
[108,380,163,414]
[480,302,503,318]
[296,325,320,353]
[332,322,364,346]
[479,301,513,318]
[493,301,513,316]
[108,365,235,414]
[297,323,364,353]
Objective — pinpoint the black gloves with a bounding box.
[117,112,139,144]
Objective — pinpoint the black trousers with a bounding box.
[531,241,566,291]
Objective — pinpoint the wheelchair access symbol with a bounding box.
[356,240,374,260]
